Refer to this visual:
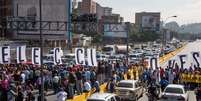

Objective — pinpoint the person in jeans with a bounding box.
[75,69,83,95]
[68,72,76,99]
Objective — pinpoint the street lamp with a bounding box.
[161,15,177,56]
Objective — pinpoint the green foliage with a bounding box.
[129,31,160,42]
[91,33,103,44]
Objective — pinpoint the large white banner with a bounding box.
[17,46,27,64]
[32,47,41,65]
[75,48,85,65]
[0,46,10,64]
[87,48,98,67]
[53,48,62,65]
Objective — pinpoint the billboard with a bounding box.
[142,15,160,31]
[104,23,127,38]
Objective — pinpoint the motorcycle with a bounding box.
[147,83,160,101]
[195,87,201,101]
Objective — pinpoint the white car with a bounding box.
[160,84,188,101]
[115,80,143,101]
[87,93,121,101]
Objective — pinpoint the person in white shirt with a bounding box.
[20,72,26,84]
[83,80,91,92]
[56,88,67,101]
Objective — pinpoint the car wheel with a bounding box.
[133,95,138,101]
[140,91,143,98]
[130,94,137,101]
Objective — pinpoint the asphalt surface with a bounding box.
[138,91,196,101]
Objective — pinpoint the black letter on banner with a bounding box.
[54,48,60,64]
[168,60,176,69]
[18,47,24,62]
[2,47,9,63]
[90,49,94,66]
[192,52,200,67]
[179,55,187,69]
[77,49,84,64]
[33,48,39,64]
[150,58,157,70]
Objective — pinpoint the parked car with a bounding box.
[160,84,188,101]
[115,80,143,101]
[87,93,121,101]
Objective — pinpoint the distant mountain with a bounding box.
[180,23,201,34]
[164,21,180,32]
[164,22,201,34]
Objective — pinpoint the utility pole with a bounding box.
[39,0,44,100]
[126,22,130,64]
[67,0,72,50]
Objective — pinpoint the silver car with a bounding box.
[115,80,143,101]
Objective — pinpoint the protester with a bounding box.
[160,77,169,92]
[83,80,91,93]
[56,88,67,101]
[92,78,100,93]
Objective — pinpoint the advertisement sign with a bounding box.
[104,23,127,38]
[142,15,160,31]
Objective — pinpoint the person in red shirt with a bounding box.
[0,75,9,101]
[160,67,164,79]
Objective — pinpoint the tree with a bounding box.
[129,31,160,42]
[91,33,103,44]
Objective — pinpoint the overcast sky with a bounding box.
[90,0,201,25]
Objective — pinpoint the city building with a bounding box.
[0,0,70,47]
[135,12,161,32]
[78,0,96,15]
[102,14,123,23]
[96,3,104,20]
[103,7,112,16]
[72,0,77,9]
[0,0,13,38]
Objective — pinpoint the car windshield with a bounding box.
[130,55,138,58]
[117,82,133,88]
[87,100,105,101]
[164,87,184,94]
[103,47,113,51]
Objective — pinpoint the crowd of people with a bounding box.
[1,58,201,101]
[141,63,201,92]
[0,60,129,101]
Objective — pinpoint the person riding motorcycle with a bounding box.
[195,86,201,101]
[147,79,160,101]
